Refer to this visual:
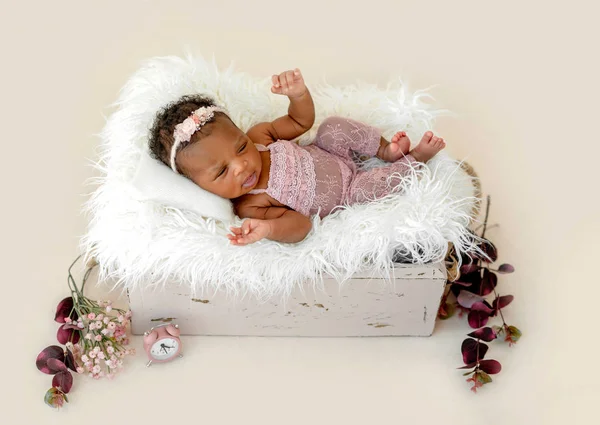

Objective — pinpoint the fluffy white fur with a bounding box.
[81,52,482,300]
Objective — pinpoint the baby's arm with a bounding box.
[229,203,312,246]
[247,69,315,145]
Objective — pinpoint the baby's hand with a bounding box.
[271,68,306,98]
[228,219,272,246]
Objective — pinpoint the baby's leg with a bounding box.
[347,155,419,204]
[313,117,383,163]
[314,117,413,164]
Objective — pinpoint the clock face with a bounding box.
[149,338,179,360]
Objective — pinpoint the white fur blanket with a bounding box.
[81,52,482,300]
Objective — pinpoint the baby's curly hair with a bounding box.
[148,94,228,172]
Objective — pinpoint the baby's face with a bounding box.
[177,118,262,199]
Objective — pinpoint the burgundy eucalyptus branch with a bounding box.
[439,195,522,392]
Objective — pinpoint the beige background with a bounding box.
[2,0,599,423]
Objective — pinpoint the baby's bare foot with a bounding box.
[378,131,411,162]
[410,131,446,163]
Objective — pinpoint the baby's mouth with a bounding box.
[242,172,257,189]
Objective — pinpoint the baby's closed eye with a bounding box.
[216,166,226,178]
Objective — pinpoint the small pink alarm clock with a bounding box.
[143,323,183,367]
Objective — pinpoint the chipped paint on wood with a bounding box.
[368,323,391,328]
[128,262,447,337]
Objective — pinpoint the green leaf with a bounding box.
[44,388,67,409]
[508,325,522,342]
[438,302,456,320]
[477,371,493,384]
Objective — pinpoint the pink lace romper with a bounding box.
[249,117,417,218]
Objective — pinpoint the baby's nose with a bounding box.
[232,158,248,176]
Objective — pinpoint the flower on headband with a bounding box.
[173,117,198,144]
[192,108,214,125]
[170,105,227,173]
[173,107,221,144]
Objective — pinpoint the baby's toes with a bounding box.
[393,131,406,143]
[421,131,434,144]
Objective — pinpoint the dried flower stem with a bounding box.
[481,195,491,240]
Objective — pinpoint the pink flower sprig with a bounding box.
[37,256,135,409]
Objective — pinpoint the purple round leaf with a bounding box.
[478,359,502,374]
[471,302,494,315]
[480,241,498,263]
[47,358,67,374]
[457,291,484,309]
[62,324,80,330]
[36,346,65,374]
[468,310,490,329]
[64,348,77,373]
[453,270,483,296]
[57,324,80,345]
[460,263,480,274]
[492,295,514,311]
[461,338,477,364]
[497,264,515,274]
[480,269,497,296]
[461,338,489,364]
[54,297,77,323]
[52,371,73,393]
[467,327,498,342]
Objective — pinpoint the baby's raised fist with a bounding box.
[271,68,306,98]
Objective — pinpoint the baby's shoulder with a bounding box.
[247,122,278,146]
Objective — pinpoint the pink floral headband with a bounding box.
[170,105,227,173]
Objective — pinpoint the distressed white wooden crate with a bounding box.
[127,262,447,337]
